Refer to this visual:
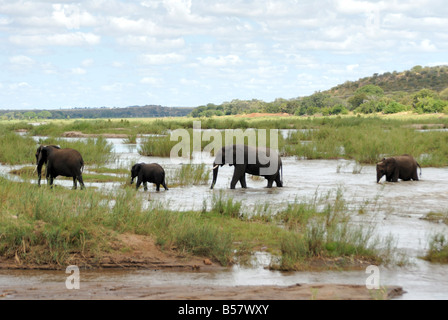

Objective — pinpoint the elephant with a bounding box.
[376,154,422,183]
[35,145,85,190]
[210,144,283,190]
[130,163,168,191]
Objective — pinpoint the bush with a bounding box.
[383,101,408,114]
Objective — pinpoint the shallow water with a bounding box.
[1,137,448,299]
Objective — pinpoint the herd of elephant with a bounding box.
[34,144,422,191]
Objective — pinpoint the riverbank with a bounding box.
[0,280,404,300]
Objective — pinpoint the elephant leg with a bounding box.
[156,184,161,192]
[412,169,419,181]
[275,175,283,187]
[77,175,85,190]
[136,179,142,191]
[49,176,54,188]
[230,165,245,189]
[230,172,240,189]
[392,168,400,182]
[162,181,168,191]
[143,182,148,191]
[239,175,247,189]
[267,178,274,188]
[73,177,78,190]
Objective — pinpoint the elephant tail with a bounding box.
[280,162,283,185]
[417,162,422,177]
[80,159,85,173]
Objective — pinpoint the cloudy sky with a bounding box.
[1,0,447,110]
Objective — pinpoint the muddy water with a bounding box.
[1,137,448,299]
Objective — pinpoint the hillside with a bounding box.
[327,65,448,98]
[190,65,448,117]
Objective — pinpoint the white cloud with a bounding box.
[140,53,186,65]
[347,64,360,72]
[9,55,35,66]
[71,67,87,75]
[198,55,242,67]
[117,36,185,49]
[9,82,31,90]
[81,59,94,67]
[9,32,100,47]
[1,0,447,109]
[141,77,162,86]
[101,82,134,92]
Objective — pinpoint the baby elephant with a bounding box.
[376,154,422,183]
[130,163,168,191]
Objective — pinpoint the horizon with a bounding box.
[1,0,448,110]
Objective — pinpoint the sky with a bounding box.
[1,0,448,110]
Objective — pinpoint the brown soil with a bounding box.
[0,234,216,271]
[0,234,404,300]
[0,282,404,300]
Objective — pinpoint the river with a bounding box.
[1,135,448,300]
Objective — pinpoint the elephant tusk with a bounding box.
[211,165,219,171]
[33,166,37,174]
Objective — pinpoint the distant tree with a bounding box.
[440,87,448,100]
[348,93,368,110]
[412,89,439,106]
[38,111,52,119]
[383,101,408,114]
[354,85,384,97]
[23,111,37,120]
[411,65,424,73]
[415,98,447,113]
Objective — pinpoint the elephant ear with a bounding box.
[131,163,142,177]
[385,158,397,172]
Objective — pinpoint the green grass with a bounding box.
[0,177,400,270]
[168,163,210,187]
[0,178,234,266]
[0,131,37,165]
[139,135,180,158]
[283,117,448,166]
[39,136,115,166]
[210,191,243,218]
[423,233,448,263]
[273,189,397,270]
[5,115,448,167]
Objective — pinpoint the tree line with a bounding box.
[0,105,194,120]
[191,66,448,118]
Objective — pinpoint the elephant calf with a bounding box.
[131,163,168,191]
[376,154,422,183]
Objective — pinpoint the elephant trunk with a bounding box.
[376,171,383,183]
[36,163,43,186]
[210,163,219,189]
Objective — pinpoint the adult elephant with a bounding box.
[35,145,85,189]
[210,144,283,190]
[376,154,422,183]
[131,163,168,191]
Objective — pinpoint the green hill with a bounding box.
[190,65,448,117]
[327,65,448,98]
